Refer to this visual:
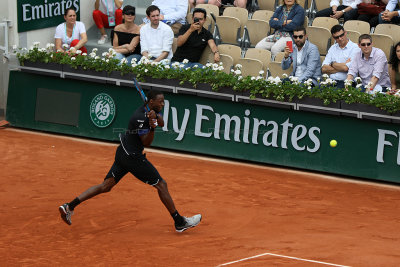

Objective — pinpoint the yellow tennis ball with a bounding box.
[330,140,337,147]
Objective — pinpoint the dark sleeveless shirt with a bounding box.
[112,30,141,56]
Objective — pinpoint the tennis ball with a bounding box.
[330,140,337,147]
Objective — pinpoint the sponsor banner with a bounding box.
[6,72,400,183]
[17,0,80,33]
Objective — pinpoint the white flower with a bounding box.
[238,75,243,80]
[120,58,128,65]
[274,77,282,84]
[106,59,109,63]
[62,44,68,49]
[172,62,180,68]
[194,64,199,68]
[344,79,353,86]
[92,48,98,53]
[82,53,87,56]
[179,64,185,68]
[95,56,100,60]
[46,43,52,49]
[12,44,17,50]
[144,69,148,73]
[282,73,288,78]
[102,52,107,57]
[182,59,189,64]
[33,42,40,47]
[322,73,329,79]
[356,83,363,88]
[90,52,96,58]
[235,64,242,69]
[219,62,224,66]
[355,77,362,83]
[251,76,256,80]
[218,66,224,71]
[185,67,191,70]
[164,65,170,69]
[132,58,138,63]
[39,48,46,52]
[131,63,137,68]
[259,70,264,75]
[71,57,76,61]
[234,69,241,75]
[76,50,82,55]
[206,63,212,68]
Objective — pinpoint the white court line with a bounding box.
[217,252,351,267]
[5,128,400,191]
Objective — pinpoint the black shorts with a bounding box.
[105,145,162,186]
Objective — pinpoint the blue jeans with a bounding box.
[378,12,400,24]
[114,53,142,65]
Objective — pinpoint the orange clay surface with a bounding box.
[1,127,400,267]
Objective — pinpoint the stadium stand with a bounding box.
[243,19,270,48]
[306,26,332,56]
[218,44,242,65]
[245,48,272,74]
[370,33,394,60]
[344,20,371,35]
[214,16,242,45]
[257,0,277,11]
[237,58,264,77]
[374,24,400,45]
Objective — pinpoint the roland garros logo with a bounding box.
[90,93,116,128]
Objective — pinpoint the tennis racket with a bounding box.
[133,77,150,112]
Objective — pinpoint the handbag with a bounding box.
[357,1,386,16]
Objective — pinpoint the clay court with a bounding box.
[1,127,399,266]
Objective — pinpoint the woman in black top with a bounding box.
[113,5,142,64]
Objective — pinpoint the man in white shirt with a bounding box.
[140,5,174,63]
[145,0,188,35]
[379,0,400,24]
[315,0,362,22]
[322,25,360,88]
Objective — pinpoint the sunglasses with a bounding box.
[124,11,135,16]
[360,42,371,47]
[333,32,345,40]
[293,35,304,39]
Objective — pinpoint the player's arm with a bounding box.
[139,110,164,146]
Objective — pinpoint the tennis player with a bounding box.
[59,90,201,232]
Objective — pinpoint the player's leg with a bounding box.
[131,155,202,232]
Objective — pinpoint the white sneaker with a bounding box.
[175,214,202,232]
[59,203,74,225]
[97,35,108,45]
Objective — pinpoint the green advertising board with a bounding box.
[17,0,80,33]
[6,71,400,183]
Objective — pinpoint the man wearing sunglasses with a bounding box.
[171,8,219,67]
[347,34,391,93]
[322,25,359,88]
[282,26,322,86]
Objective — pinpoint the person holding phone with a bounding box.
[282,26,322,86]
[171,8,219,67]
[322,25,359,88]
[93,0,123,45]
[255,0,305,57]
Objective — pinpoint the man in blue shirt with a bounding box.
[322,25,360,88]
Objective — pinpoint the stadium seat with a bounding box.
[258,0,277,11]
[237,58,264,77]
[215,16,242,45]
[273,51,286,62]
[346,30,361,44]
[313,0,331,18]
[219,54,234,74]
[371,34,394,60]
[195,3,220,18]
[199,45,214,65]
[268,62,292,77]
[307,26,332,56]
[243,19,270,48]
[344,20,371,35]
[251,10,274,22]
[223,7,248,35]
[312,17,339,31]
[218,44,242,65]
[374,24,400,44]
[245,48,272,74]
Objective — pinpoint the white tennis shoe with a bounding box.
[175,214,202,232]
[59,203,74,225]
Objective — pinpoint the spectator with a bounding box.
[322,25,359,88]
[282,26,322,85]
[171,8,220,67]
[189,0,247,9]
[357,0,388,28]
[93,0,123,45]
[255,0,305,57]
[379,0,400,24]
[388,42,400,91]
[347,34,391,93]
[55,8,88,54]
[315,0,362,22]
[140,5,174,63]
[146,0,188,35]
[112,5,142,64]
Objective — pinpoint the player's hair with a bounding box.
[193,8,207,18]
[389,42,400,72]
[64,7,76,17]
[359,34,372,44]
[331,24,344,35]
[147,90,163,101]
[146,5,160,16]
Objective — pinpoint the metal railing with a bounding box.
[0,20,12,58]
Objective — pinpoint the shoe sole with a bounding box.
[176,215,202,233]
[59,205,71,225]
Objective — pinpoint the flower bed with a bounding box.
[14,42,400,114]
